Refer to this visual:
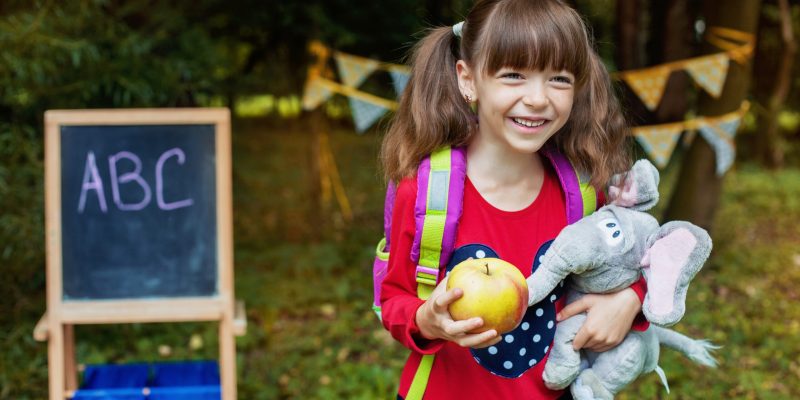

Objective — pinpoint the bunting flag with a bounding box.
[349,98,389,133]
[614,26,752,111]
[302,78,334,111]
[698,116,741,176]
[335,52,379,88]
[632,123,685,168]
[685,53,730,98]
[622,66,672,111]
[389,67,411,97]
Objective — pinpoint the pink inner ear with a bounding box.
[609,174,638,207]
[643,228,697,316]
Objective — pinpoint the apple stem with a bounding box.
[484,263,489,275]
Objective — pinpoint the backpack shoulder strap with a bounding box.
[540,146,597,224]
[410,146,467,300]
[405,146,466,400]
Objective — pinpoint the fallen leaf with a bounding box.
[319,375,331,385]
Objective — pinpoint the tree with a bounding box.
[752,0,796,168]
[663,0,763,229]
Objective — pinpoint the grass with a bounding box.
[2,118,799,399]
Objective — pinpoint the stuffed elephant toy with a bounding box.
[526,159,718,400]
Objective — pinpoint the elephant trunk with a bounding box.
[527,250,571,306]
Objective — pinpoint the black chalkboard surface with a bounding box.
[59,124,218,300]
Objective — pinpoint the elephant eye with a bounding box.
[597,217,624,247]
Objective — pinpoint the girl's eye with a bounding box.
[551,75,573,84]
[500,72,524,80]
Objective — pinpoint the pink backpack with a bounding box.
[372,145,597,400]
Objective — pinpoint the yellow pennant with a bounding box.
[632,123,684,168]
[622,66,672,111]
[685,53,730,98]
[302,78,333,111]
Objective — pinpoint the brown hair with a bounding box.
[380,0,631,188]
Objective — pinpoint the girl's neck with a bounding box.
[466,135,546,212]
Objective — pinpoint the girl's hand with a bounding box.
[557,287,641,352]
[415,276,502,349]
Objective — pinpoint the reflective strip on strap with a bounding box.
[406,354,435,400]
[418,148,451,269]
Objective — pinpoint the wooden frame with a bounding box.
[38,108,244,400]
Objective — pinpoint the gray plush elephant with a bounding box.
[526,159,718,400]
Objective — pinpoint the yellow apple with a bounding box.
[446,257,529,334]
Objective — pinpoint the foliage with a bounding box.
[4,122,799,398]
[1,1,800,399]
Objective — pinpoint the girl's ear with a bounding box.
[640,221,712,326]
[456,60,476,101]
[607,159,660,211]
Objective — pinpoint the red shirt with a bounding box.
[380,163,647,399]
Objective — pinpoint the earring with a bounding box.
[463,93,477,114]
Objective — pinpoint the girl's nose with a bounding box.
[522,92,549,108]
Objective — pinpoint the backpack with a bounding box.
[372,145,597,400]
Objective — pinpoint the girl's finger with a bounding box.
[460,329,498,348]
[434,288,463,311]
[445,317,483,335]
[472,334,503,349]
[557,296,591,321]
[572,325,589,350]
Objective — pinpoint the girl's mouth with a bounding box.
[511,117,548,128]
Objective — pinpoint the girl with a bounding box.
[379,0,648,399]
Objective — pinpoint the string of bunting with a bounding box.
[302,27,754,174]
[633,101,749,175]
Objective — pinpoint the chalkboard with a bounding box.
[58,124,218,300]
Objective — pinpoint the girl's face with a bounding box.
[457,61,575,155]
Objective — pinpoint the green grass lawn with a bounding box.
[2,119,799,399]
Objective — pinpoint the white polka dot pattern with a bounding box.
[446,241,566,378]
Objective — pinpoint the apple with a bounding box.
[446,257,529,334]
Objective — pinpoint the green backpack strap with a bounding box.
[577,170,597,218]
[405,146,467,400]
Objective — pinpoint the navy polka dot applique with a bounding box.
[446,241,566,378]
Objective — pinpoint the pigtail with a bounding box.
[556,50,631,189]
[381,27,475,182]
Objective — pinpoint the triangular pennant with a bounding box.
[335,52,379,88]
[349,97,388,133]
[622,66,671,111]
[302,78,333,111]
[633,124,684,168]
[685,53,730,98]
[389,68,410,97]
[698,117,741,176]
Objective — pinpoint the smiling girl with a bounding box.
[379,1,647,399]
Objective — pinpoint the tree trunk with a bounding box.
[649,0,695,124]
[615,0,653,126]
[663,0,762,230]
[755,0,795,168]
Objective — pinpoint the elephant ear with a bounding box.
[640,221,712,326]
[607,159,660,211]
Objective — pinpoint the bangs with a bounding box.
[477,0,590,81]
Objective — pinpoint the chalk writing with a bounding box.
[77,147,194,213]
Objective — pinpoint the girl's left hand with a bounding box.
[556,287,641,352]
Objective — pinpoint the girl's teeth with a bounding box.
[513,118,545,127]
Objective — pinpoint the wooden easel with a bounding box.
[36,109,247,399]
